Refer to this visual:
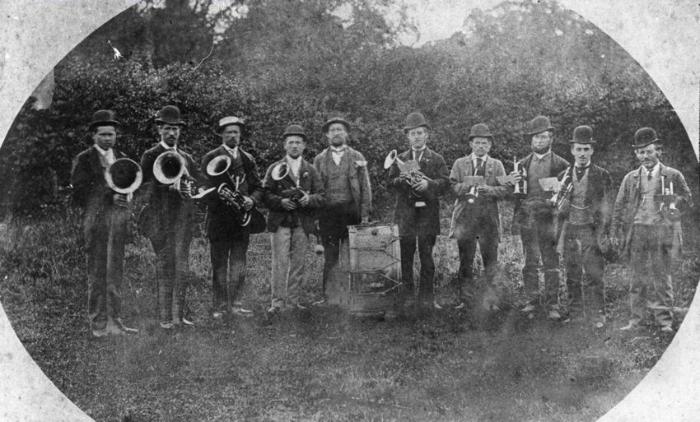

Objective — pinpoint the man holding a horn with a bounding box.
[510,115,569,319]
[555,125,613,324]
[611,127,692,332]
[71,109,140,337]
[140,105,200,329]
[201,116,264,319]
[386,112,449,309]
[449,123,508,310]
[263,125,325,312]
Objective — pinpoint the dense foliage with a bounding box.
[1,0,696,217]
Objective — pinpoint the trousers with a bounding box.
[628,224,674,327]
[456,220,499,299]
[520,217,561,306]
[153,227,192,323]
[563,224,605,311]
[210,231,249,311]
[400,234,437,299]
[271,226,308,304]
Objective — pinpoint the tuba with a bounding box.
[205,154,252,226]
[105,158,142,195]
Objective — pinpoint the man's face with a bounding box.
[326,123,348,147]
[221,124,242,148]
[570,143,594,167]
[284,135,305,158]
[469,137,492,157]
[531,131,553,154]
[158,124,181,147]
[93,125,117,150]
[634,144,660,170]
[407,126,429,150]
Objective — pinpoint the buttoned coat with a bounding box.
[448,154,508,240]
[556,164,614,234]
[511,152,569,232]
[313,146,372,220]
[200,145,265,241]
[263,158,326,234]
[611,163,692,260]
[387,148,450,236]
[139,143,200,249]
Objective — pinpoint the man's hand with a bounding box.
[508,170,522,184]
[298,193,310,207]
[412,179,429,193]
[361,216,369,224]
[477,185,493,195]
[242,196,254,211]
[281,198,297,211]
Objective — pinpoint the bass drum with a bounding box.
[325,224,402,316]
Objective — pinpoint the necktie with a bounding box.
[575,166,587,181]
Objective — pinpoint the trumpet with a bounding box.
[270,161,307,204]
[206,154,252,226]
[513,156,527,196]
[104,158,143,207]
[383,149,432,186]
[153,150,206,198]
[550,167,573,214]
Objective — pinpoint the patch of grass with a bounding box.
[0,209,698,422]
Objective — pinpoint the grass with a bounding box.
[0,205,698,422]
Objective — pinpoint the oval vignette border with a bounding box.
[0,1,698,421]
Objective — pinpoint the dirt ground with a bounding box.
[1,213,697,422]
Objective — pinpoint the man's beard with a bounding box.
[532,146,550,154]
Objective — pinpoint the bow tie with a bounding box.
[331,147,346,153]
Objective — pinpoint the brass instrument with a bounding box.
[153,150,209,199]
[270,161,307,204]
[657,175,680,221]
[383,149,432,186]
[513,155,527,196]
[550,166,573,214]
[104,158,143,197]
[206,154,253,226]
[466,184,479,204]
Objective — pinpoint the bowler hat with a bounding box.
[322,114,351,133]
[403,112,431,133]
[217,116,245,133]
[632,127,660,149]
[89,109,119,130]
[525,115,554,136]
[569,125,596,144]
[155,105,186,126]
[282,124,306,140]
[468,123,493,140]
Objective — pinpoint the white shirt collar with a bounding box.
[641,162,660,177]
[159,140,176,151]
[222,144,238,157]
[533,150,551,160]
[472,154,488,164]
[94,144,111,156]
[94,144,115,165]
[330,145,346,153]
[286,155,302,176]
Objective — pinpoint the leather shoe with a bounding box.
[91,327,109,338]
[115,318,139,334]
[619,321,639,331]
[232,306,253,317]
[660,325,674,333]
[159,321,174,330]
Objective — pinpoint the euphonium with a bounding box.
[206,154,252,226]
[105,158,143,195]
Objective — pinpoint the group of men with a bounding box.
[71,106,692,338]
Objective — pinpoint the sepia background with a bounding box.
[0,1,698,421]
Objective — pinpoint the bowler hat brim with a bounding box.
[155,118,186,127]
[89,119,120,130]
[568,139,597,144]
[403,124,431,133]
[322,118,350,133]
[631,138,661,149]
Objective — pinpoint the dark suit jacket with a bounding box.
[387,147,449,236]
[71,146,128,238]
[263,158,325,234]
[449,154,508,240]
[557,163,614,233]
[139,143,200,247]
[200,145,264,241]
[512,151,569,232]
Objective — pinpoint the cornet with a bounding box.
[206,154,252,226]
[104,158,143,207]
[466,185,479,204]
[550,166,573,214]
[513,156,527,196]
[657,175,680,221]
[383,149,432,186]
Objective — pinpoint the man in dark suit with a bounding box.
[611,127,692,332]
[313,114,372,302]
[140,105,200,329]
[71,109,139,337]
[263,125,325,312]
[200,116,264,319]
[556,125,614,324]
[449,123,508,309]
[387,112,449,308]
[511,115,569,319]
